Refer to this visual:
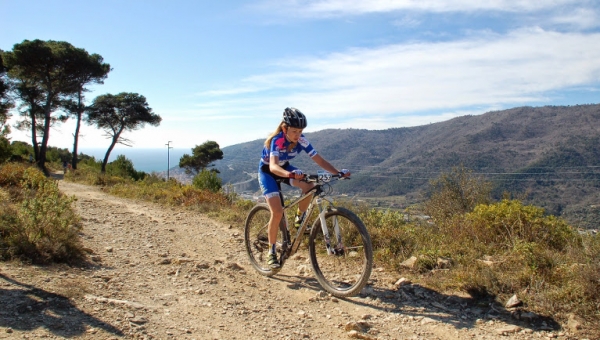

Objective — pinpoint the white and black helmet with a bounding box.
[282,107,307,129]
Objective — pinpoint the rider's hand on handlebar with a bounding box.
[289,169,305,180]
[338,169,351,178]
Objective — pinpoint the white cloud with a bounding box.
[195,87,265,97]
[314,109,483,131]
[548,7,600,30]
[252,0,600,34]
[197,28,600,120]
[391,16,421,28]
[256,0,588,17]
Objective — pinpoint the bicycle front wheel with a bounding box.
[244,203,283,276]
[309,207,373,297]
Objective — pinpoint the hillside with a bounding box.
[212,104,600,228]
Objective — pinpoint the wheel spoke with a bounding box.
[309,207,372,297]
[244,204,282,276]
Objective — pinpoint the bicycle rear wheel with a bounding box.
[309,207,373,297]
[244,203,283,276]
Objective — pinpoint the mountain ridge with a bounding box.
[211,104,600,228]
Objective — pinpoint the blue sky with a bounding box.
[2,0,600,150]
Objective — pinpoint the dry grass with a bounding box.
[66,166,249,227]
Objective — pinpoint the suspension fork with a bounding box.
[316,197,343,255]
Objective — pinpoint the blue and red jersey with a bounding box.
[259,131,318,167]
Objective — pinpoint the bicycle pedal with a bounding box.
[333,248,345,256]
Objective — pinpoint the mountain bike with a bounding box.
[244,172,373,297]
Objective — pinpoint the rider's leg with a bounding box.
[258,169,285,268]
[266,195,284,245]
[265,195,283,268]
[258,169,283,248]
[291,180,315,231]
[291,180,315,212]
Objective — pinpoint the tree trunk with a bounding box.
[71,91,83,170]
[101,132,121,173]
[30,111,39,164]
[39,97,53,176]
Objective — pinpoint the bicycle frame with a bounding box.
[278,176,344,266]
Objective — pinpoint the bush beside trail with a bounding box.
[356,167,599,330]
[0,163,84,263]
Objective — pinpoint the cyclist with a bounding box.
[258,107,350,269]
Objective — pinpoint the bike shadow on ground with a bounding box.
[269,273,561,334]
[0,272,124,338]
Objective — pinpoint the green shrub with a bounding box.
[192,169,221,192]
[361,209,412,264]
[0,136,11,163]
[0,162,29,187]
[9,141,33,160]
[463,199,578,251]
[22,166,48,190]
[107,155,146,181]
[424,165,491,224]
[77,157,102,170]
[45,146,71,163]
[0,166,83,263]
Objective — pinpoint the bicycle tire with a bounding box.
[244,203,284,276]
[308,207,373,297]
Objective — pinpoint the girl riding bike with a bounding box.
[258,107,350,269]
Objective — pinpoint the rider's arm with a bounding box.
[269,155,303,179]
[311,154,350,177]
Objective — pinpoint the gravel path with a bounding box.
[0,180,578,339]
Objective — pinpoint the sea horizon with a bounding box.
[78,148,189,173]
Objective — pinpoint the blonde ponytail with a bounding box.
[265,122,284,148]
[264,122,297,151]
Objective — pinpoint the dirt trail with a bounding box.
[0,180,572,339]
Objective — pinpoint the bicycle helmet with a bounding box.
[282,107,307,129]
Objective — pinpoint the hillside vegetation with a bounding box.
[214,104,600,228]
